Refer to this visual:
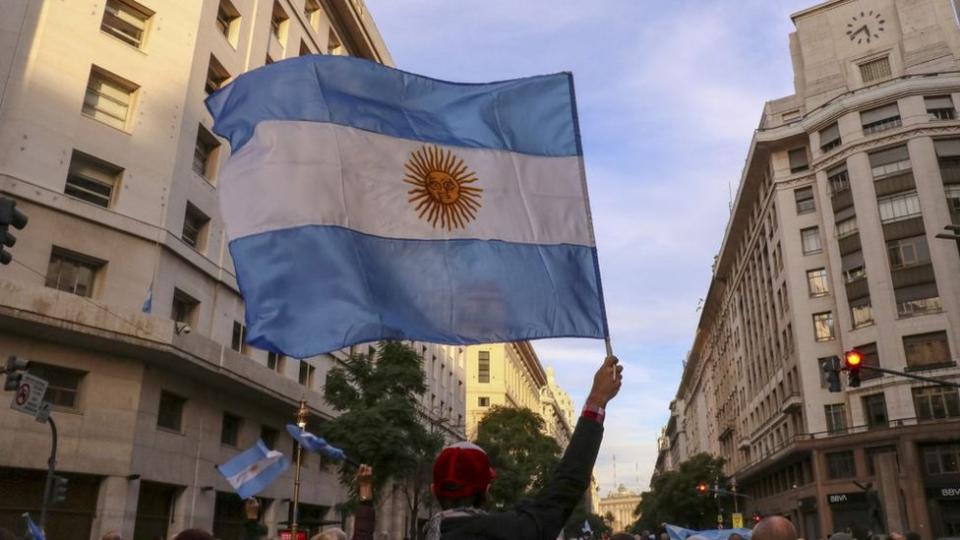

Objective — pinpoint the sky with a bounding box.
[365,0,814,496]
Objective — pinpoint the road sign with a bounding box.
[732,513,744,529]
[10,373,48,417]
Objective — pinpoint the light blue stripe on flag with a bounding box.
[231,226,605,358]
[216,440,289,500]
[205,55,579,157]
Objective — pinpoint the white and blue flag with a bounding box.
[215,439,289,499]
[206,56,608,357]
[23,513,44,540]
[286,424,347,461]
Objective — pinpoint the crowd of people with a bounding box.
[595,517,927,540]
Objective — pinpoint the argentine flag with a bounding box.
[216,440,289,499]
[206,56,608,357]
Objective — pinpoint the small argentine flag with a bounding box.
[205,55,608,358]
[582,520,592,534]
[286,424,347,461]
[216,439,289,499]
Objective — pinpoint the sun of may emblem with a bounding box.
[404,145,482,230]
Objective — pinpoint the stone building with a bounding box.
[667,1,960,538]
[598,484,642,533]
[0,1,465,539]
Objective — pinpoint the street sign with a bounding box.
[732,513,744,529]
[10,373,48,417]
[34,401,51,424]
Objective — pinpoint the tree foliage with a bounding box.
[634,453,726,531]
[474,405,561,507]
[322,342,443,500]
[563,497,612,539]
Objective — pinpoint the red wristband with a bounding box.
[581,403,605,424]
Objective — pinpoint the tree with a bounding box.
[474,405,561,507]
[322,342,443,537]
[634,453,726,530]
[563,497,612,539]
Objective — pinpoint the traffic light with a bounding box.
[696,482,708,495]
[822,356,841,393]
[3,355,31,391]
[844,349,863,388]
[752,513,762,524]
[0,197,28,265]
[50,475,68,504]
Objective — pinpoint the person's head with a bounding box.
[753,516,798,540]
[660,532,670,540]
[173,529,214,540]
[432,441,496,509]
[730,533,745,540]
[850,525,869,540]
[102,532,122,540]
[311,529,348,540]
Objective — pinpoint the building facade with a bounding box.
[0,2,463,540]
[667,1,960,539]
[598,485,642,533]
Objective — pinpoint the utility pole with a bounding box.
[39,416,58,529]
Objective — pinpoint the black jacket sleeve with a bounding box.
[352,501,376,540]
[442,416,604,540]
[242,519,268,540]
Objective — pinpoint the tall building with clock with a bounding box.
[663,0,960,539]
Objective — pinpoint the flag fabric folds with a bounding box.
[206,55,608,357]
[216,439,289,499]
[582,520,592,534]
[286,424,347,461]
[23,513,44,540]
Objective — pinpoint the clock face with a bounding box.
[846,10,885,44]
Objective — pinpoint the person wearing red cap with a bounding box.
[425,355,623,540]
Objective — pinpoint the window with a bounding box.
[794,187,815,214]
[231,321,247,353]
[801,227,821,254]
[859,56,892,83]
[828,163,850,195]
[813,312,835,342]
[825,404,847,434]
[157,391,186,431]
[29,363,84,410]
[869,145,911,178]
[171,289,199,325]
[913,386,960,421]
[193,124,220,181]
[826,451,856,478]
[861,103,902,135]
[897,286,941,318]
[904,331,952,369]
[477,351,490,383]
[878,192,921,223]
[182,203,210,251]
[304,0,322,32]
[216,0,241,47]
[221,413,242,446]
[923,443,960,475]
[863,393,889,428]
[844,264,866,283]
[328,28,345,55]
[45,249,102,298]
[65,150,121,208]
[299,361,316,387]
[478,396,490,407]
[820,123,842,152]
[271,1,289,43]
[807,268,829,297]
[887,234,929,269]
[836,217,857,238]
[260,426,278,449]
[205,55,230,95]
[100,0,152,49]
[946,185,960,213]
[267,352,285,374]
[851,300,874,329]
[926,95,956,121]
[83,67,138,130]
[782,110,801,123]
[789,148,810,174]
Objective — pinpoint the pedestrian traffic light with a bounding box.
[844,349,863,388]
[3,355,31,391]
[0,197,28,266]
[51,475,68,504]
[696,482,708,494]
[822,356,841,393]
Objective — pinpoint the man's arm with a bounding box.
[352,464,376,540]
[510,356,623,540]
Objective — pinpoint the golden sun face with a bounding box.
[404,145,482,230]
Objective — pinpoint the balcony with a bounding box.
[940,164,960,185]
[781,393,803,414]
[874,171,916,197]
[832,189,854,212]
[838,233,861,255]
[845,277,870,301]
[891,263,936,288]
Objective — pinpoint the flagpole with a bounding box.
[291,399,309,537]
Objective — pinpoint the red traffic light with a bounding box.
[844,350,863,368]
[696,482,708,494]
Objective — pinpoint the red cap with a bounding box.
[431,441,496,498]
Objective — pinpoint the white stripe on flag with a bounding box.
[225,450,284,490]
